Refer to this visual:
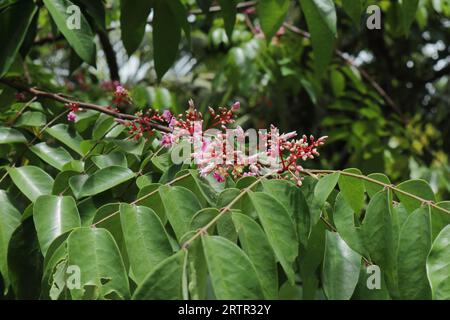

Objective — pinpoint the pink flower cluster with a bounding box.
[157,101,327,185]
[65,102,80,122]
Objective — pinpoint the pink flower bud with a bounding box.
[67,111,77,122]
[231,101,241,111]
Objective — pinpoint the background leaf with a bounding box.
[43,0,96,64]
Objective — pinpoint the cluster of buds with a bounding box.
[15,92,27,102]
[101,80,121,91]
[112,85,131,108]
[65,102,81,122]
[158,101,326,185]
[125,110,166,140]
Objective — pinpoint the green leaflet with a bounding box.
[120,204,173,284]
[153,0,182,80]
[322,231,361,300]
[257,0,290,41]
[334,193,366,255]
[69,166,135,199]
[8,166,54,202]
[202,235,264,300]
[338,168,365,213]
[159,185,202,242]
[0,127,27,144]
[395,179,435,213]
[299,0,337,77]
[361,190,398,297]
[427,225,450,300]
[67,227,130,299]
[132,251,186,300]
[0,191,21,294]
[0,1,37,77]
[33,195,81,256]
[232,212,278,299]
[218,0,237,41]
[7,218,43,299]
[249,191,298,285]
[43,0,95,64]
[397,206,432,299]
[30,143,74,171]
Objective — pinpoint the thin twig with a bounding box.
[0,78,172,133]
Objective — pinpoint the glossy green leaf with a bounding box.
[334,193,366,255]
[262,179,310,245]
[33,195,81,255]
[120,0,153,55]
[202,235,264,299]
[46,124,84,156]
[8,166,54,202]
[299,0,337,77]
[427,225,450,300]
[249,192,298,284]
[401,0,419,34]
[314,172,340,205]
[159,186,202,242]
[342,0,363,26]
[120,204,173,284]
[0,1,37,77]
[232,212,278,299]
[92,114,115,140]
[322,231,361,300]
[257,0,290,41]
[361,190,398,297]
[136,183,166,222]
[132,251,185,300]
[71,166,135,198]
[15,111,46,127]
[338,168,365,213]
[397,206,432,299]
[218,0,237,41]
[365,173,391,198]
[7,218,43,299]
[30,143,74,171]
[0,190,21,294]
[92,151,127,169]
[43,0,95,64]
[67,227,130,299]
[431,201,450,240]
[395,179,435,213]
[153,0,182,80]
[0,127,27,144]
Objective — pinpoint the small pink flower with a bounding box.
[231,101,241,111]
[243,172,256,177]
[213,172,225,183]
[169,117,177,129]
[115,85,127,96]
[160,133,174,147]
[201,139,210,152]
[162,110,172,122]
[67,111,77,122]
